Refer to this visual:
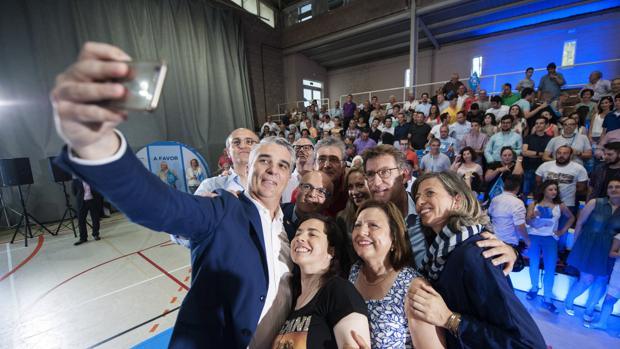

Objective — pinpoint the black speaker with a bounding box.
[48,157,72,182]
[0,158,34,187]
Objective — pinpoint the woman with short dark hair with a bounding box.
[407,172,546,348]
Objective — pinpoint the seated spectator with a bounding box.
[403,93,418,115]
[466,102,482,121]
[398,137,419,174]
[486,95,510,122]
[445,98,460,124]
[414,92,431,116]
[345,144,357,166]
[501,83,520,106]
[484,115,522,163]
[353,128,377,156]
[349,200,444,349]
[516,67,535,92]
[509,104,526,135]
[481,112,498,138]
[442,72,464,99]
[359,100,371,122]
[318,114,335,133]
[456,85,469,110]
[461,118,488,161]
[393,112,411,141]
[410,111,432,150]
[450,146,483,192]
[345,118,361,139]
[261,115,280,133]
[582,70,612,101]
[485,147,524,200]
[436,92,450,113]
[525,180,575,313]
[386,95,399,116]
[488,174,530,247]
[368,118,382,143]
[330,100,342,118]
[430,113,450,139]
[369,104,385,126]
[477,89,491,112]
[543,115,592,165]
[273,215,370,348]
[537,62,566,101]
[589,142,620,200]
[516,87,549,132]
[449,111,471,144]
[522,116,553,197]
[537,109,560,137]
[564,179,620,327]
[590,96,613,146]
[600,93,620,143]
[610,78,620,97]
[351,155,364,169]
[438,125,459,159]
[575,88,597,117]
[379,117,395,136]
[420,138,451,174]
[260,124,271,138]
[426,104,441,126]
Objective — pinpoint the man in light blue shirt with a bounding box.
[485,115,523,163]
[537,62,566,101]
[414,92,431,116]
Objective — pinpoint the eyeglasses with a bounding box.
[299,183,331,198]
[317,156,343,166]
[294,144,314,152]
[364,167,399,180]
[231,138,258,148]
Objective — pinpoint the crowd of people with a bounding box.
[52,42,619,349]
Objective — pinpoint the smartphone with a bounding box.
[102,61,167,112]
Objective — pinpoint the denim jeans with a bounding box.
[528,235,558,302]
[522,169,537,198]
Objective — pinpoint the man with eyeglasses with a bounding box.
[281,171,333,240]
[361,144,519,272]
[282,138,314,204]
[543,113,592,165]
[195,128,259,196]
[314,137,348,216]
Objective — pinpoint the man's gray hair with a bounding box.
[313,136,346,161]
[224,128,258,149]
[248,136,296,173]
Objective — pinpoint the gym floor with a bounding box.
[1,214,619,348]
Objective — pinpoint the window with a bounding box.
[299,3,312,22]
[231,0,242,6]
[562,40,577,66]
[259,2,275,28]
[243,0,258,15]
[404,68,411,88]
[302,79,322,107]
[472,56,483,77]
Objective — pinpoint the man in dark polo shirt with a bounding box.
[589,142,620,200]
[410,111,431,150]
[521,116,552,197]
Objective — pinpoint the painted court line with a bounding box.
[137,251,189,291]
[0,235,44,282]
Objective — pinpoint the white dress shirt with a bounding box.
[488,191,526,245]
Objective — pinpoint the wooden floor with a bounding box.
[1,214,619,348]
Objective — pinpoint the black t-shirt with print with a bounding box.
[272,277,367,349]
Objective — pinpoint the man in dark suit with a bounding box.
[52,43,297,348]
[282,170,333,240]
[72,178,104,245]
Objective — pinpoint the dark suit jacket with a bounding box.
[71,178,103,208]
[57,146,270,349]
[281,202,297,242]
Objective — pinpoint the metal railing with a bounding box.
[276,98,331,117]
[337,57,620,106]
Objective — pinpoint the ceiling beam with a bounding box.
[308,30,410,61]
[418,17,439,49]
[426,0,539,30]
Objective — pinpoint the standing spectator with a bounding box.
[484,115,522,163]
[537,62,566,101]
[481,113,498,138]
[449,111,471,144]
[516,67,535,92]
[590,179,620,330]
[477,89,491,112]
[442,72,464,99]
[72,179,103,245]
[535,146,588,234]
[564,180,620,326]
[486,95,509,122]
[522,116,553,197]
[501,83,520,106]
[461,118,488,160]
[353,128,377,156]
[543,116,592,165]
[484,147,524,200]
[582,70,612,101]
[343,94,357,128]
[420,138,451,174]
[488,175,530,247]
[589,142,620,200]
[516,88,549,132]
[414,92,431,116]
[525,180,575,313]
[410,111,432,150]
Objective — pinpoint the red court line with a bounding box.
[0,235,45,282]
[137,251,189,291]
[29,240,169,306]
[149,323,159,333]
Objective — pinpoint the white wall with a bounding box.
[327,10,620,104]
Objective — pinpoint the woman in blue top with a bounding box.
[407,172,546,349]
[349,200,445,349]
[157,161,178,189]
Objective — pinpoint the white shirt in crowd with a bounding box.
[281,168,300,204]
[194,169,244,196]
[403,99,418,113]
[245,192,293,349]
[456,94,469,110]
[535,160,588,207]
[527,204,561,238]
[544,133,592,165]
[488,191,526,246]
[486,105,510,121]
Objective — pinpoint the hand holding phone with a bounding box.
[102,61,167,112]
